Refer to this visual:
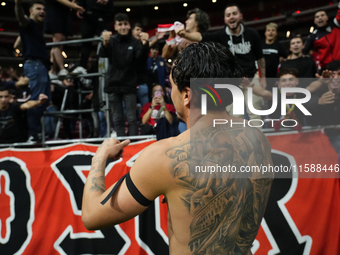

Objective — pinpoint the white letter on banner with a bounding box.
[281,88,311,116]
[214,84,244,115]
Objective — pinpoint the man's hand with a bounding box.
[316,69,332,84]
[38,94,48,105]
[76,10,83,19]
[15,76,29,87]
[156,32,166,40]
[96,139,130,161]
[151,96,159,108]
[168,30,176,39]
[318,91,335,105]
[177,28,186,38]
[71,0,85,12]
[97,0,108,5]
[240,77,254,89]
[102,31,112,47]
[140,32,149,45]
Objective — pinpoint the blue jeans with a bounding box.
[24,60,51,135]
[137,83,149,107]
[178,122,187,133]
[44,105,58,138]
[109,93,138,136]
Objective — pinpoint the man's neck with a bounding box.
[0,106,9,111]
[229,25,241,36]
[30,16,39,25]
[290,52,302,59]
[188,108,232,129]
[265,38,275,45]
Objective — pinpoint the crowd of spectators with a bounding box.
[1,1,340,149]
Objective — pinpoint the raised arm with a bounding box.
[334,3,340,28]
[14,36,22,51]
[241,78,272,101]
[82,138,168,230]
[177,29,202,42]
[162,30,177,59]
[257,58,267,88]
[14,0,29,28]
[20,93,48,110]
[56,0,85,12]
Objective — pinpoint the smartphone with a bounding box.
[154,91,162,97]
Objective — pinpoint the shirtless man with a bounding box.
[82,42,273,255]
[162,7,209,59]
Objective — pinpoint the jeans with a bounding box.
[137,83,149,107]
[178,122,187,133]
[44,105,58,138]
[109,93,138,136]
[24,60,51,135]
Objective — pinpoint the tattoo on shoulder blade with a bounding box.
[165,125,273,254]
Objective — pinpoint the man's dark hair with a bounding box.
[187,8,210,33]
[0,86,9,92]
[29,0,45,9]
[114,13,129,23]
[150,43,159,50]
[314,9,328,16]
[132,23,142,30]
[290,35,303,43]
[224,4,242,14]
[278,68,299,78]
[171,42,244,108]
[8,89,18,97]
[326,60,340,71]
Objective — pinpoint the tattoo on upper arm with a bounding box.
[165,125,273,254]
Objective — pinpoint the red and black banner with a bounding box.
[0,131,339,255]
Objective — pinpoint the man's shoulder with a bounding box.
[135,135,187,172]
[19,18,34,30]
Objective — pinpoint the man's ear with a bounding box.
[183,87,191,107]
[295,78,299,86]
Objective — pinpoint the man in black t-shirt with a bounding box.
[0,86,48,144]
[280,36,317,88]
[262,22,287,91]
[177,4,266,125]
[15,0,51,139]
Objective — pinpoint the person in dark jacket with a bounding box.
[147,44,167,90]
[302,4,340,70]
[99,13,149,136]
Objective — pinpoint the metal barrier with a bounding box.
[1,125,339,148]
[43,37,111,144]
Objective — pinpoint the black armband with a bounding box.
[101,172,153,207]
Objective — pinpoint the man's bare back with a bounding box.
[148,115,272,254]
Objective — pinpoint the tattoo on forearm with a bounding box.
[258,58,266,77]
[90,176,106,192]
[165,124,273,254]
